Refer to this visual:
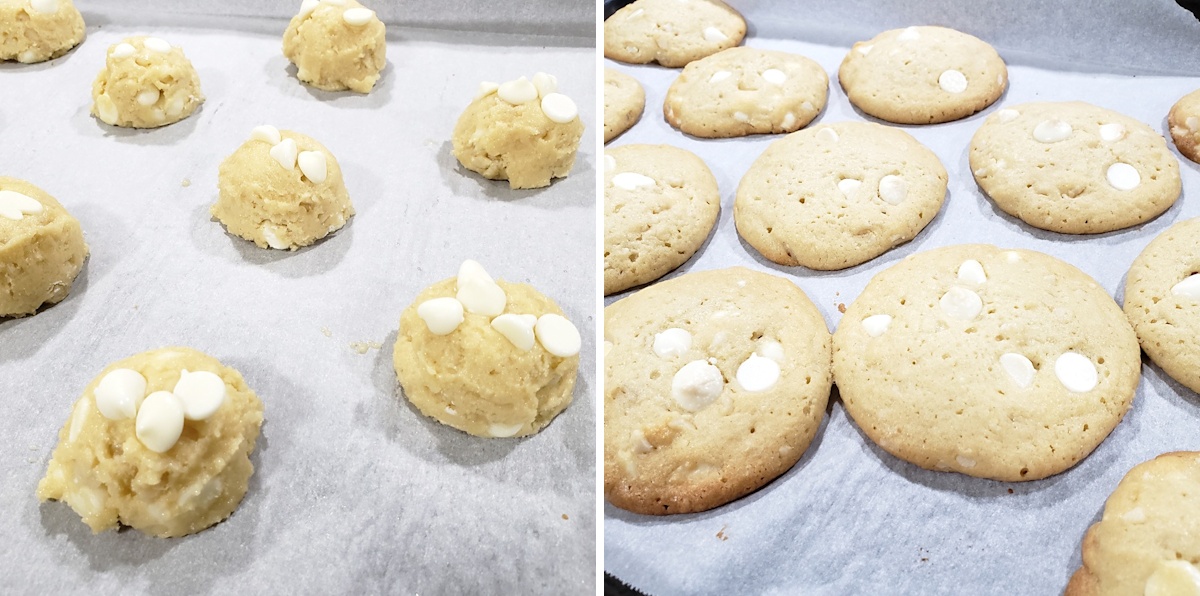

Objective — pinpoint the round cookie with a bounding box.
[0,0,84,63]
[282,0,386,93]
[604,0,745,68]
[91,37,205,129]
[838,26,1007,124]
[604,68,645,143]
[604,144,720,295]
[832,244,1141,482]
[212,125,354,251]
[970,101,1181,234]
[604,267,833,515]
[394,260,581,439]
[37,347,264,538]
[0,177,88,318]
[452,73,583,190]
[1066,452,1200,596]
[664,47,829,138]
[1168,89,1200,164]
[734,121,947,270]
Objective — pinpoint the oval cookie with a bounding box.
[604,68,646,143]
[603,0,745,68]
[1168,89,1200,164]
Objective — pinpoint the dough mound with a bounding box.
[282,0,386,93]
[212,127,354,251]
[37,347,264,538]
[394,278,579,438]
[0,177,88,318]
[0,0,84,64]
[91,36,204,129]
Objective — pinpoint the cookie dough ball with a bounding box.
[0,177,88,318]
[37,347,265,538]
[283,0,386,93]
[452,73,584,189]
[91,37,204,129]
[212,125,354,251]
[393,260,581,438]
[1168,89,1200,164]
[1066,452,1200,596]
[0,0,84,63]
[604,68,645,143]
[604,0,745,68]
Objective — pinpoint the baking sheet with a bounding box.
[0,5,595,594]
[603,1,1200,593]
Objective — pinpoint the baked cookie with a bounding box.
[604,267,833,514]
[283,0,386,93]
[970,101,1182,234]
[0,0,84,63]
[664,47,829,138]
[38,347,264,537]
[833,245,1140,482]
[604,0,745,68]
[212,125,354,250]
[838,26,1007,124]
[452,73,583,189]
[1066,452,1200,596]
[604,144,720,295]
[734,122,947,270]
[604,68,645,143]
[394,260,581,438]
[0,177,88,318]
[1168,89,1200,164]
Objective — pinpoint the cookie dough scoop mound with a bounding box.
[452,73,584,189]
[91,37,204,129]
[283,0,386,93]
[212,125,354,251]
[37,347,265,538]
[393,260,582,438]
[0,0,84,63]
[0,177,88,318]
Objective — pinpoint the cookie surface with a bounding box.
[604,68,645,143]
[734,121,947,270]
[833,244,1140,482]
[604,267,833,514]
[839,26,1007,124]
[604,144,720,295]
[603,0,745,68]
[1168,89,1200,164]
[1066,452,1200,596]
[970,101,1181,234]
[664,47,829,138]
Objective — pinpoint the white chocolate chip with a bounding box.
[68,398,91,443]
[251,125,282,145]
[497,77,538,105]
[261,227,288,250]
[1144,561,1200,596]
[781,112,796,129]
[29,0,58,13]
[736,354,780,392]
[456,275,506,317]
[957,259,987,285]
[603,340,613,357]
[816,128,839,143]
[604,154,616,173]
[761,69,786,85]
[297,151,328,183]
[897,26,920,41]
[488,422,524,438]
[996,108,1019,123]
[94,368,148,421]
[631,429,653,453]
[299,0,320,16]
[1004,251,1021,263]
[612,172,655,191]
[1106,162,1140,190]
[955,455,976,469]
[856,44,873,56]
[703,27,728,42]
[1187,116,1200,132]
[708,70,731,84]
[1121,506,1146,523]
[18,50,37,63]
[1098,123,1125,141]
[878,175,907,205]
[801,101,814,112]
[342,7,374,26]
[1054,352,1098,393]
[491,313,537,350]
[940,286,983,320]
[535,314,582,357]
[671,359,724,411]
[475,81,499,99]
[1033,119,1072,143]
[111,43,136,59]
[270,138,299,170]
[862,314,892,337]
[135,391,186,453]
[136,89,160,106]
[1171,274,1200,299]
[95,93,119,125]
[733,111,749,123]
[531,72,558,97]
[417,297,465,335]
[938,70,967,94]
[999,353,1035,388]
[143,37,172,54]
[0,190,44,221]
[758,340,785,362]
[626,8,644,19]
[653,328,692,359]
[165,95,186,117]
[540,93,578,123]
[173,370,226,421]
[837,179,861,196]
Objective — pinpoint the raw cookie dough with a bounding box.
[1168,89,1200,164]
[91,36,204,129]
[838,26,1007,125]
[970,101,1181,234]
[735,121,947,270]
[604,0,745,68]
[0,0,84,63]
[604,144,719,295]
[664,47,829,138]
[452,73,583,189]
[604,68,645,143]
[393,261,581,438]
[212,125,354,251]
[37,347,264,538]
[0,177,88,318]
[1124,217,1200,394]
[832,244,1140,482]
[1066,452,1200,596]
[282,0,386,93]
[604,267,833,514]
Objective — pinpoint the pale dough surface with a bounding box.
[1168,89,1200,164]
[90,36,204,129]
[282,0,386,93]
[37,347,264,538]
[0,176,88,318]
[604,0,745,68]
[452,92,584,189]
[0,0,84,63]
[604,68,645,143]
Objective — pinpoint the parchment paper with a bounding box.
[0,4,595,594]
[604,1,1200,593]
